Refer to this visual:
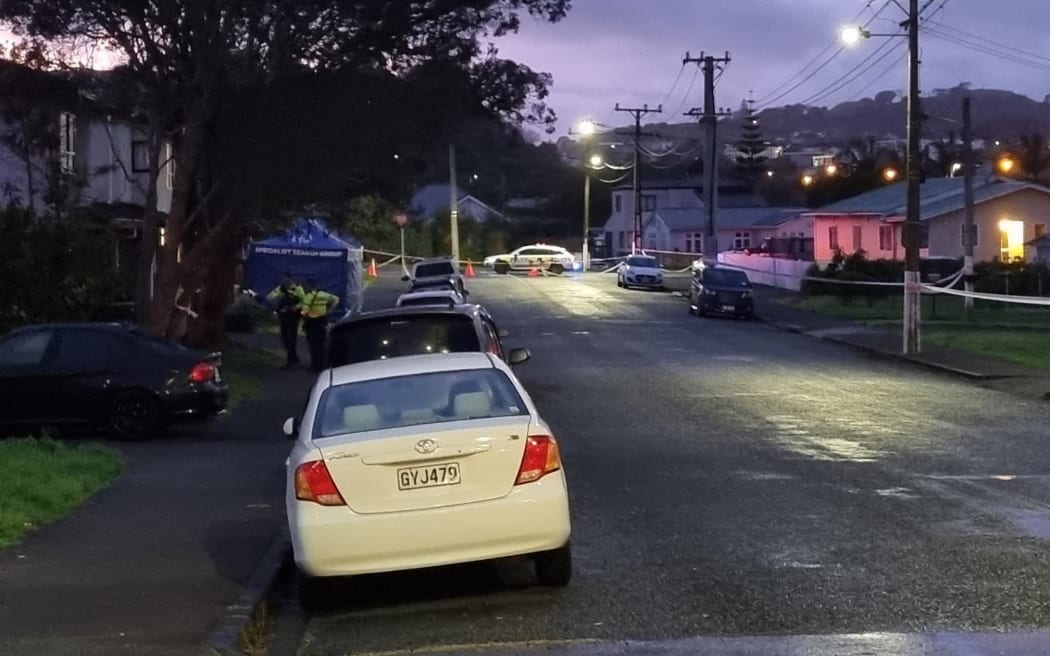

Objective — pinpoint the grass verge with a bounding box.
[924,328,1050,370]
[0,437,123,548]
[788,294,1050,326]
[222,346,284,413]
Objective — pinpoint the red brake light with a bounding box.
[515,435,562,485]
[189,361,215,383]
[294,460,346,506]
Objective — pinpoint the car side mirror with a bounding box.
[401,275,410,282]
[462,289,470,296]
[508,348,530,365]
[283,416,299,439]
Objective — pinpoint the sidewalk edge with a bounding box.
[203,531,292,656]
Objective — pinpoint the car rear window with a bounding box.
[414,262,455,278]
[328,314,482,366]
[705,269,751,287]
[313,369,527,438]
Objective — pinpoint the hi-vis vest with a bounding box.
[301,290,338,318]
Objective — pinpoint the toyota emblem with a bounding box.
[415,439,437,454]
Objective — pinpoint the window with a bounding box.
[313,369,527,438]
[614,195,622,213]
[481,319,503,358]
[685,237,692,252]
[132,140,150,173]
[852,225,863,251]
[641,194,657,211]
[328,314,481,366]
[53,329,133,374]
[164,143,174,190]
[733,232,751,249]
[618,231,625,248]
[960,223,979,248]
[58,112,76,174]
[879,225,894,251]
[703,268,751,287]
[0,330,54,367]
[828,226,839,250]
[414,261,456,278]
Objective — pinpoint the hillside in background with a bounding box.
[635,85,1050,145]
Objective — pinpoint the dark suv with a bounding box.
[327,305,530,367]
[688,265,755,319]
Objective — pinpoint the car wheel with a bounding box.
[298,572,336,612]
[534,542,572,587]
[494,262,510,275]
[549,263,564,275]
[109,390,163,440]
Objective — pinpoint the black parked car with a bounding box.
[688,265,755,319]
[327,305,530,367]
[0,323,228,439]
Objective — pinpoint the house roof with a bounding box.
[645,206,804,232]
[410,183,501,219]
[808,177,1050,221]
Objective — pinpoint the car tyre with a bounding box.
[494,262,510,275]
[535,542,572,587]
[549,263,564,275]
[109,390,163,440]
[298,572,337,612]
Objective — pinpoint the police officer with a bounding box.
[268,272,305,368]
[301,278,340,372]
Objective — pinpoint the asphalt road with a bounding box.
[267,270,1050,656]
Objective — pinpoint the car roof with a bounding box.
[399,289,458,298]
[331,304,483,327]
[327,352,500,386]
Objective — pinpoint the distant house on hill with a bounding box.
[409,183,503,223]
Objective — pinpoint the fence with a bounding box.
[716,253,812,291]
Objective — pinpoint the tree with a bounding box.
[735,97,766,188]
[0,0,569,342]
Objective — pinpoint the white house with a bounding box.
[410,183,503,223]
[602,178,704,255]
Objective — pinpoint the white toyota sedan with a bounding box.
[284,352,572,604]
[395,289,466,308]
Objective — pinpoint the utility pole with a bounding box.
[902,0,922,354]
[583,171,591,268]
[448,144,460,262]
[962,95,976,320]
[615,103,662,254]
[685,51,732,266]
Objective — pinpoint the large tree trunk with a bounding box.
[145,111,207,336]
[183,249,238,349]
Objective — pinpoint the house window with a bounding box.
[614,195,622,213]
[879,225,894,251]
[961,223,979,248]
[165,143,175,190]
[641,194,657,211]
[734,232,751,249]
[852,225,863,251]
[58,112,76,174]
[618,231,625,249]
[685,237,692,252]
[828,226,839,250]
[132,140,150,173]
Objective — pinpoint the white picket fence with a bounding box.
[715,253,813,291]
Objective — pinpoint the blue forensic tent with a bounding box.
[246,217,364,316]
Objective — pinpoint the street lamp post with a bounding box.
[841,0,923,355]
[583,153,604,271]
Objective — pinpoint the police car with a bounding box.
[489,244,576,275]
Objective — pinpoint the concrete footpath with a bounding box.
[0,360,309,656]
[750,286,1050,401]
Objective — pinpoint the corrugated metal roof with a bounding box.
[645,206,804,231]
[809,177,1048,221]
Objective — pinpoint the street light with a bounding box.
[577,119,597,137]
[841,1,923,355]
[801,174,815,186]
[998,157,1015,174]
[576,119,605,271]
[589,153,604,169]
[825,163,839,176]
[884,167,899,182]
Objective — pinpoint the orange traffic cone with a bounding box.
[465,260,476,277]
[367,258,378,277]
[528,266,539,278]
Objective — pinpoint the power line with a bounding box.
[659,64,688,109]
[799,37,905,106]
[923,28,1050,72]
[925,19,1050,63]
[754,0,893,110]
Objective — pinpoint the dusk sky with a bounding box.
[495,0,1050,138]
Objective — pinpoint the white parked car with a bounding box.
[617,254,664,290]
[403,257,466,294]
[284,352,572,606]
[395,289,466,308]
[489,244,576,275]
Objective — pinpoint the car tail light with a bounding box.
[294,460,346,506]
[189,361,216,383]
[515,435,562,485]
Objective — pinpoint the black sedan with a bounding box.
[688,265,755,319]
[0,323,228,439]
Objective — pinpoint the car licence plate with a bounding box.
[397,462,461,490]
[721,305,736,312]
